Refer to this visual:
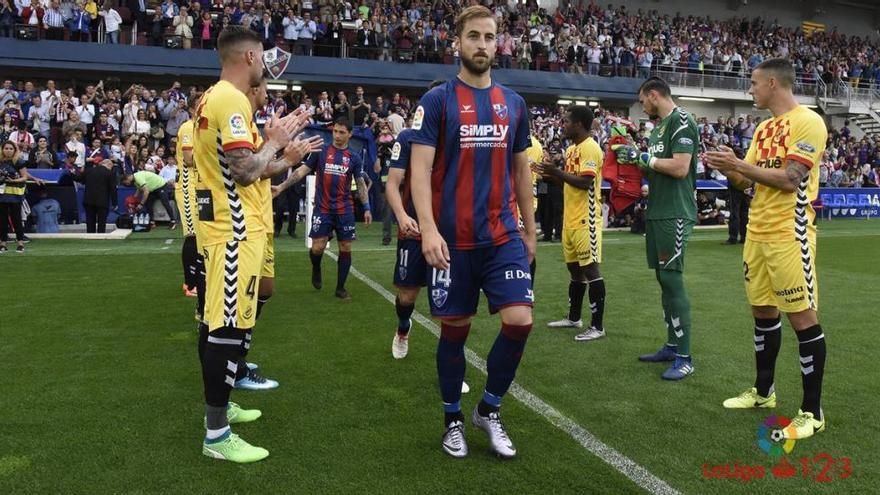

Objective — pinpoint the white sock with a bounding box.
[205,426,230,441]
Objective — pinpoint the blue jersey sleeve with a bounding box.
[389,131,412,170]
[304,148,322,170]
[512,96,531,154]
[409,87,444,147]
[353,152,365,178]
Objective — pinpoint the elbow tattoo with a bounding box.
[785,161,810,190]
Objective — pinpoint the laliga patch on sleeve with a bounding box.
[181,134,192,145]
[412,106,425,130]
[391,141,401,160]
[677,137,694,147]
[796,142,816,153]
[228,113,248,138]
[586,160,597,169]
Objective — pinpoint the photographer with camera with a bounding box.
[374,121,395,244]
[1,141,42,253]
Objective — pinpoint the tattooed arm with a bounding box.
[225,142,282,186]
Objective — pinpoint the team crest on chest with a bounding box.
[493,103,508,120]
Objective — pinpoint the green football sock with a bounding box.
[658,269,691,355]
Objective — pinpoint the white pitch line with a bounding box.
[327,251,681,495]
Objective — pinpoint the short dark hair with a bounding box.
[217,26,262,64]
[565,105,594,131]
[755,58,795,88]
[334,116,352,131]
[455,5,495,37]
[639,77,671,98]
[428,79,445,90]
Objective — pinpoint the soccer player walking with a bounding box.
[193,26,309,463]
[706,58,828,439]
[535,105,606,341]
[273,117,372,300]
[612,77,699,380]
[409,6,536,459]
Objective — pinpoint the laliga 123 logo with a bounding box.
[756,415,796,459]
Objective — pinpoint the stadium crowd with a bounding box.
[3,0,880,90]
[1,76,878,240]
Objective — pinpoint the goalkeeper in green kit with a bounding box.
[612,77,699,380]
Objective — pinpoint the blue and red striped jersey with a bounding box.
[389,128,418,241]
[305,144,364,215]
[409,78,531,250]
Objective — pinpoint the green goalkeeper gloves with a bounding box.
[611,144,657,171]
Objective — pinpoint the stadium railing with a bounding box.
[651,66,819,97]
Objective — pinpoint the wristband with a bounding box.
[648,156,658,170]
[363,203,371,212]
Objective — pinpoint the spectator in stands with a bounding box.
[85,137,107,166]
[21,0,44,31]
[164,97,189,146]
[76,94,95,135]
[351,86,371,127]
[77,158,116,233]
[294,11,317,56]
[149,10,164,46]
[314,90,333,125]
[0,113,13,142]
[194,10,215,49]
[99,4,123,44]
[253,12,274,49]
[128,108,150,138]
[173,5,194,49]
[0,0,15,37]
[62,111,86,142]
[9,121,34,161]
[159,0,177,26]
[0,80,16,106]
[394,19,414,62]
[121,170,177,228]
[65,129,86,167]
[333,91,351,122]
[68,1,91,42]
[281,8,299,47]
[27,96,50,139]
[28,135,53,168]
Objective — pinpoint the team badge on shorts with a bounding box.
[432,288,448,308]
[398,265,407,281]
[262,47,292,79]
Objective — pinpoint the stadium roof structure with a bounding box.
[0,40,642,103]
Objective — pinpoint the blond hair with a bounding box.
[2,140,21,163]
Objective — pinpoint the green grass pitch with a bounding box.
[2,220,877,494]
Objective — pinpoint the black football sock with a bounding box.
[256,295,270,320]
[753,316,782,397]
[337,251,352,290]
[567,280,587,322]
[395,296,415,335]
[796,324,826,419]
[588,277,606,331]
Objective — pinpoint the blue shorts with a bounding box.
[428,239,534,319]
[394,238,427,288]
[310,212,356,241]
